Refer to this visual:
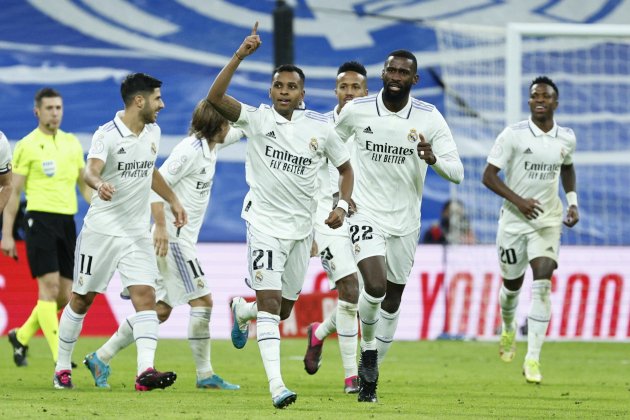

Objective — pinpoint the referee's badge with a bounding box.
[407,129,418,143]
[309,137,319,152]
[255,271,264,283]
[42,160,56,177]
[151,142,157,155]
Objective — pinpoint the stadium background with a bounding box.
[1,0,629,341]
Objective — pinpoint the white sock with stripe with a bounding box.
[188,307,213,380]
[256,311,284,396]
[56,305,86,371]
[130,310,159,375]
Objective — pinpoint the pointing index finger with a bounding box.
[251,21,258,35]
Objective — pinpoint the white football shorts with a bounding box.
[246,222,311,301]
[347,212,419,285]
[496,224,561,279]
[73,227,158,295]
[155,239,211,307]
[314,229,357,289]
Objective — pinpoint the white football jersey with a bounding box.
[0,131,11,175]
[234,103,350,240]
[83,111,160,237]
[152,127,243,244]
[335,89,460,236]
[314,106,355,237]
[487,118,576,233]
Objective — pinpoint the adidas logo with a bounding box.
[363,126,373,134]
[117,147,126,154]
[200,168,206,174]
[524,147,533,154]
[265,131,276,139]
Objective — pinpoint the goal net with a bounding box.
[433,23,630,246]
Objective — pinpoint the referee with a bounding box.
[1,88,91,367]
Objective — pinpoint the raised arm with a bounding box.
[206,22,262,122]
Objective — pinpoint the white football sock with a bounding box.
[358,289,384,350]
[188,307,213,380]
[130,310,159,375]
[335,300,358,378]
[499,285,521,332]
[237,300,258,323]
[97,317,134,364]
[526,280,552,362]
[315,310,337,341]
[56,305,86,371]
[376,307,400,365]
[256,311,284,396]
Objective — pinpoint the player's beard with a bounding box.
[382,81,412,103]
[141,106,157,124]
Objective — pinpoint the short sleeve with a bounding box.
[217,126,244,151]
[0,132,11,174]
[334,101,355,142]
[158,140,197,187]
[323,125,350,168]
[87,130,111,163]
[563,129,576,165]
[72,134,85,169]
[11,140,29,176]
[487,127,513,170]
[232,103,261,139]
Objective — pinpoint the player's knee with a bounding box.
[156,302,172,323]
[70,292,94,314]
[191,294,213,308]
[337,274,360,304]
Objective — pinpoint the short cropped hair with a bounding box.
[189,99,228,141]
[34,87,61,108]
[337,61,367,77]
[386,49,418,73]
[530,76,559,98]
[273,64,305,84]
[120,73,163,106]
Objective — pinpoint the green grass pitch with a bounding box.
[1,337,628,418]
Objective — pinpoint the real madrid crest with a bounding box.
[255,271,264,282]
[309,137,319,152]
[78,276,84,286]
[407,128,418,143]
[197,279,205,288]
[151,142,157,155]
[354,243,361,255]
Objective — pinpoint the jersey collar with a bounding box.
[200,137,213,158]
[528,118,558,138]
[114,111,149,138]
[271,106,304,124]
[332,104,341,124]
[376,89,412,119]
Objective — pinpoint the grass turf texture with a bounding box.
[1,337,628,418]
